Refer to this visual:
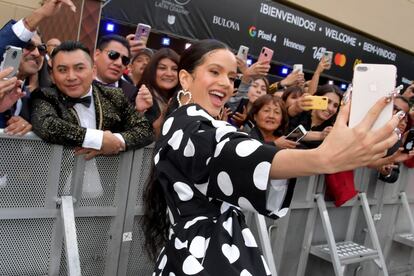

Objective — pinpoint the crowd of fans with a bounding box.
[1,0,414,274]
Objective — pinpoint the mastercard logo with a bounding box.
[249,26,257,37]
[334,53,346,67]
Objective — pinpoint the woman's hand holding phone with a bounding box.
[240,60,270,83]
[126,34,146,57]
[317,94,406,173]
[274,136,298,149]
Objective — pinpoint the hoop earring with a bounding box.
[177,89,193,107]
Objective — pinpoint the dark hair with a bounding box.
[143,39,230,260]
[313,84,343,126]
[138,48,180,103]
[281,85,304,102]
[51,40,92,65]
[97,34,131,57]
[248,94,288,136]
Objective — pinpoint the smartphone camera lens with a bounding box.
[12,51,17,59]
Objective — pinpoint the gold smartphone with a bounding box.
[302,95,328,111]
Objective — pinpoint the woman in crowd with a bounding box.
[138,48,180,136]
[248,94,297,149]
[143,39,405,276]
[230,76,269,130]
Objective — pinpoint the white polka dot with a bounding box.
[206,157,211,165]
[158,255,167,269]
[221,243,240,264]
[222,217,233,236]
[189,236,208,259]
[275,207,289,218]
[174,237,188,250]
[217,171,233,196]
[162,117,174,136]
[240,269,253,276]
[184,138,195,157]
[235,140,262,157]
[238,197,257,213]
[186,105,214,120]
[194,182,208,195]
[261,255,271,275]
[184,216,208,229]
[242,228,258,247]
[182,255,204,275]
[168,129,184,150]
[169,228,174,239]
[211,119,228,128]
[173,182,194,201]
[253,161,271,190]
[167,207,175,225]
[154,149,161,165]
[214,138,230,157]
[169,273,176,276]
[215,125,237,142]
[220,202,231,214]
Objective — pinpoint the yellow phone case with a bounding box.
[303,96,328,110]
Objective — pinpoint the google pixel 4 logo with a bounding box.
[249,26,257,37]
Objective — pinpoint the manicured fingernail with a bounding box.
[341,91,351,105]
[386,91,398,102]
[396,110,406,120]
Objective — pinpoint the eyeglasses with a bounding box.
[105,50,130,66]
[24,42,47,56]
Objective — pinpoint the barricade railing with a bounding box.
[0,131,413,276]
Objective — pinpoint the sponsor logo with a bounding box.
[248,26,276,43]
[212,16,240,31]
[155,0,190,15]
[283,37,305,53]
[249,26,257,37]
[168,15,176,25]
[174,0,191,5]
[312,46,327,60]
[334,53,346,67]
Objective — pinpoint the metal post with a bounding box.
[254,213,278,276]
[61,196,81,276]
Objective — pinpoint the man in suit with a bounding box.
[31,41,154,159]
[94,35,153,114]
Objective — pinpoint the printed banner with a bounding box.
[103,0,414,83]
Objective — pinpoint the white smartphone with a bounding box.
[349,64,396,130]
[0,46,22,79]
[237,45,249,61]
[323,51,333,69]
[135,23,151,45]
[286,124,307,142]
[293,64,303,73]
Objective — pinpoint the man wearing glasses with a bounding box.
[0,0,75,135]
[94,35,153,115]
[30,41,154,159]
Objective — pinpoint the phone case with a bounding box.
[323,51,333,69]
[293,64,303,73]
[349,64,396,130]
[286,124,307,142]
[258,47,273,63]
[135,23,151,44]
[0,46,22,79]
[302,96,328,111]
[237,45,249,61]
[403,129,414,153]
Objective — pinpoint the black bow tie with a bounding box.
[65,96,92,108]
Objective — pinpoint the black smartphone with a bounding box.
[403,128,414,153]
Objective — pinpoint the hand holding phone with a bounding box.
[0,46,22,79]
[237,45,249,62]
[258,47,273,64]
[293,64,303,73]
[349,64,396,130]
[135,23,151,45]
[286,124,307,142]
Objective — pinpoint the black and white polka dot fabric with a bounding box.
[152,104,291,275]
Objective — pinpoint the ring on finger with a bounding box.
[393,128,402,140]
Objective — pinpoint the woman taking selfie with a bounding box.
[143,39,405,275]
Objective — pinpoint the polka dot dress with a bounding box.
[152,104,291,275]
